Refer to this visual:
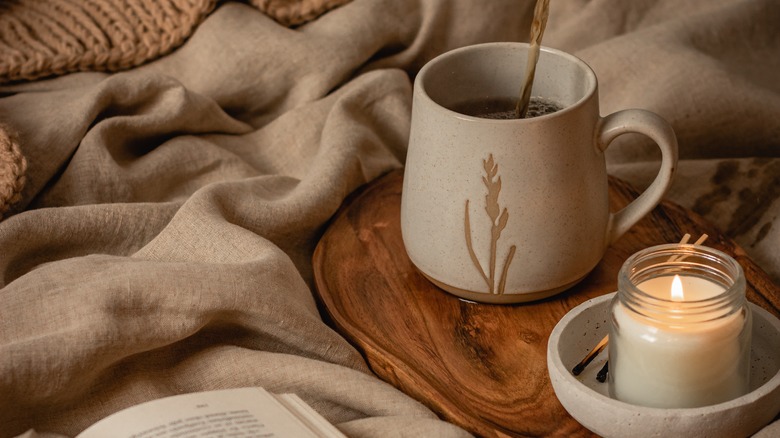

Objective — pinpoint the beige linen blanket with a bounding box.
[1,1,778,437]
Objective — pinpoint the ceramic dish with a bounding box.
[547,293,780,438]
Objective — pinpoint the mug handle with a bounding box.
[596,109,678,246]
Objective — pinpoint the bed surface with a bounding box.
[0,1,778,437]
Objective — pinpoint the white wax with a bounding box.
[609,275,749,408]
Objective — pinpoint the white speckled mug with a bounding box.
[401,42,678,304]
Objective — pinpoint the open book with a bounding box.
[76,387,346,438]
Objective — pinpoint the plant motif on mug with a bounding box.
[464,154,517,294]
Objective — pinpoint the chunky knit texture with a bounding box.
[249,0,352,26]
[0,127,26,218]
[0,0,218,84]
[0,0,352,84]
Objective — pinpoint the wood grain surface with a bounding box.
[312,169,780,438]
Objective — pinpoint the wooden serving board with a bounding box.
[312,169,780,437]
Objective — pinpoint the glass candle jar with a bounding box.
[608,244,751,408]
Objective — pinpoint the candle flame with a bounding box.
[671,274,684,301]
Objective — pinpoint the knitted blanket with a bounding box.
[0,127,25,217]
[0,1,778,437]
[0,0,350,84]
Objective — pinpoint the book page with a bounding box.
[77,387,335,438]
[273,394,346,438]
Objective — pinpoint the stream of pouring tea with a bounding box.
[515,0,551,118]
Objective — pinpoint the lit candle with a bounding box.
[608,245,752,408]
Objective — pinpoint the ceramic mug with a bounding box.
[400,42,678,304]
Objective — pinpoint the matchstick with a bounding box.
[572,334,608,376]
